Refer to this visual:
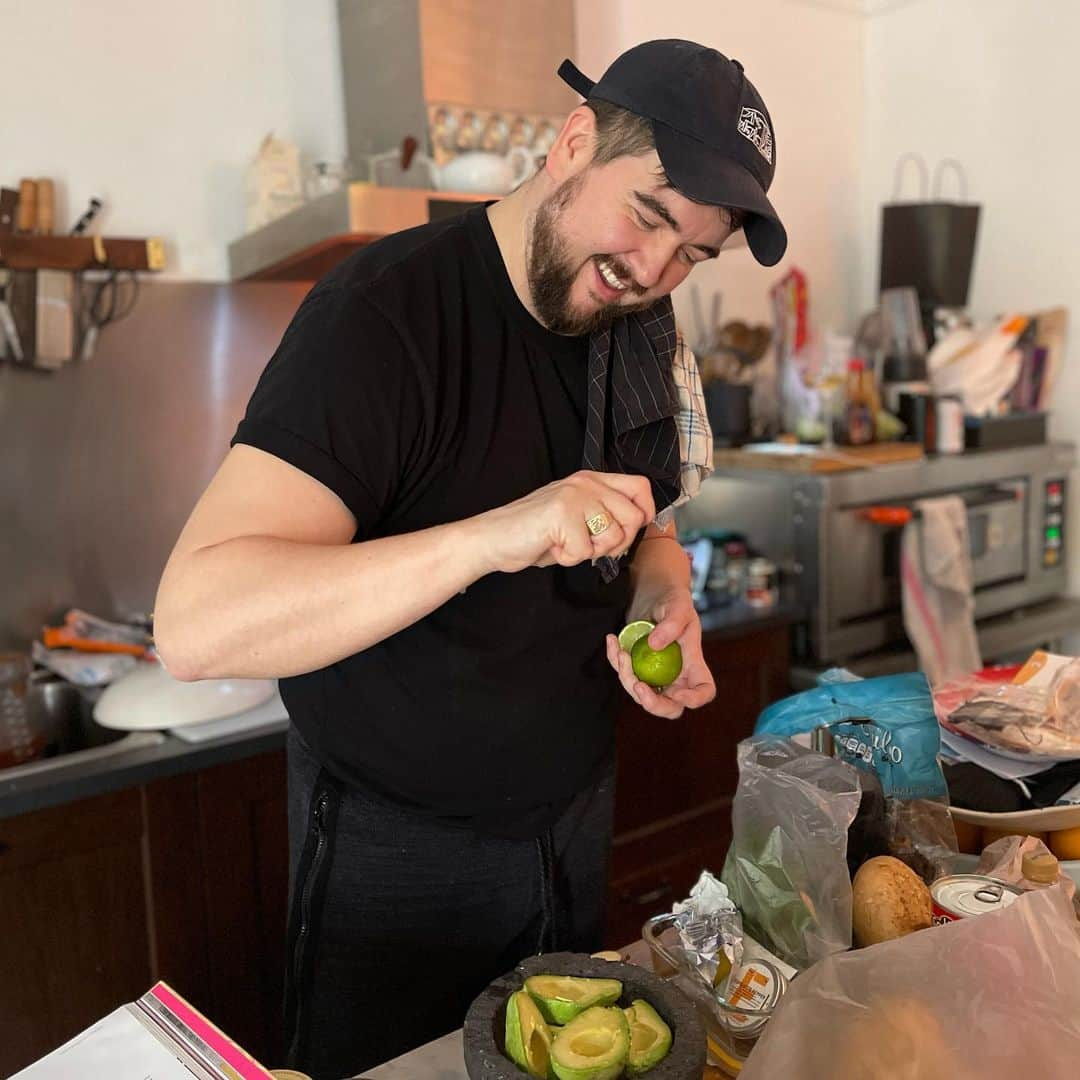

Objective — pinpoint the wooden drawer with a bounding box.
[605,803,734,950]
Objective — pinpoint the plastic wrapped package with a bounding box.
[756,671,958,880]
[740,885,1080,1079]
[934,655,1080,757]
[721,737,861,970]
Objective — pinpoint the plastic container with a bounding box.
[642,912,790,1076]
[0,652,44,768]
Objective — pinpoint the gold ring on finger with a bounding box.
[585,511,612,536]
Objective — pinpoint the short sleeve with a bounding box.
[231,284,422,535]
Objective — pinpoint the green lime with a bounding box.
[617,620,655,652]
[630,637,683,689]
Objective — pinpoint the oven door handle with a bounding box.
[859,487,1019,528]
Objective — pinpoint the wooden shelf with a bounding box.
[228,184,493,282]
[0,234,165,272]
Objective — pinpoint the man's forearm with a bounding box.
[627,524,691,620]
[154,521,490,681]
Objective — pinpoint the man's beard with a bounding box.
[526,175,654,336]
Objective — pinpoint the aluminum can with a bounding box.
[930,874,1021,924]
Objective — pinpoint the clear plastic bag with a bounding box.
[740,885,1080,1079]
[757,671,957,881]
[721,737,861,970]
[934,667,1080,758]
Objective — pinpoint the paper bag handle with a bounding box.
[891,153,929,201]
[932,158,969,202]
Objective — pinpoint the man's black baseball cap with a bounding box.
[558,40,787,267]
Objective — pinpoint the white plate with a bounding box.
[94,660,276,731]
[949,803,1080,833]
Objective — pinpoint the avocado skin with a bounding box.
[524,975,622,1026]
[505,990,551,1079]
[623,999,673,1075]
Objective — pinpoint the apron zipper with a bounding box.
[288,788,331,1064]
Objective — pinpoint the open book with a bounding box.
[13,981,276,1080]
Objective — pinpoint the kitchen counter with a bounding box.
[0,716,288,820]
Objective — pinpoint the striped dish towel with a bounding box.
[582,295,713,581]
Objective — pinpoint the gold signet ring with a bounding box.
[585,511,612,536]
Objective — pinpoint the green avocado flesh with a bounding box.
[623,999,673,1075]
[505,990,552,1079]
[549,1005,629,1080]
[524,975,623,1025]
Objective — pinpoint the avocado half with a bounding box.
[505,990,552,1079]
[462,951,705,1080]
[524,974,623,1026]
[624,999,673,1075]
[550,1005,629,1080]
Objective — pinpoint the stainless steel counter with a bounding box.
[0,717,287,820]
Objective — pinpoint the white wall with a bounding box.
[2,0,346,280]
[576,0,867,339]
[862,0,1080,602]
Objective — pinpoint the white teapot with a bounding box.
[432,147,536,195]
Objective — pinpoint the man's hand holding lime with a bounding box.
[605,586,716,720]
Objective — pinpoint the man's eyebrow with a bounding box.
[633,190,681,232]
[635,189,722,259]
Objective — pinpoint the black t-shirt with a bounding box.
[232,205,631,837]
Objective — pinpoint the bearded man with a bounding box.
[154,39,786,1079]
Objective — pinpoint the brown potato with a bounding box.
[852,856,933,947]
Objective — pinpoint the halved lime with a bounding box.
[631,637,683,689]
[617,620,655,652]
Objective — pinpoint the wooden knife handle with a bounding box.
[35,179,55,235]
[16,179,36,232]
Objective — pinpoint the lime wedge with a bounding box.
[617,620,655,652]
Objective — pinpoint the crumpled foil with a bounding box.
[672,870,744,996]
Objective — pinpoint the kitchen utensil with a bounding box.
[35,179,55,235]
[16,179,36,232]
[0,188,16,233]
[94,659,276,730]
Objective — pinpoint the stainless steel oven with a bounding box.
[676,443,1075,665]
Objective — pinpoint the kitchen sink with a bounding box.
[0,679,166,782]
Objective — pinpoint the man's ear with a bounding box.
[543,105,597,183]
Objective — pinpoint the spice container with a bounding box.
[0,653,40,768]
[935,394,964,454]
[723,540,748,603]
[745,558,778,608]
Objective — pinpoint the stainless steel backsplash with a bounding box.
[0,281,309,649]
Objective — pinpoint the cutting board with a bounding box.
[713,441,925,474]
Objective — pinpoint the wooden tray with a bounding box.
[713,442,925,474]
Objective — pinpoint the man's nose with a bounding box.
[625,235,679,291]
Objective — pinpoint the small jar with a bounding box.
[745,558,779,608]
[0,652,39,768]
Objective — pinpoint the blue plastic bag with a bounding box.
[754,672,946,801]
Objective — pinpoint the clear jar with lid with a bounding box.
[0,652,39,768]
[745,558,779,608]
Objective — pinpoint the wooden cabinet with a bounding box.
[604,624,790,948]
[0,789,153,1076]
[0,752,288,1077]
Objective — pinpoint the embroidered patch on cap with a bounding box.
[737,107,773,165]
